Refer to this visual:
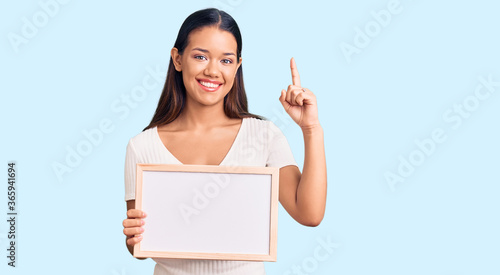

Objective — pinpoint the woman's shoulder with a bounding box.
[243,116,272,128]
[244,117,282,133]
[243,117,286,143]
[127,126,158,148]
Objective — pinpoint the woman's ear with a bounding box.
[171,47,182,72]
[236,57,242,72]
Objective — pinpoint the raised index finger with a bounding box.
[290,57,301,87]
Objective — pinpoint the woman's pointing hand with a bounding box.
[279,57,320,129]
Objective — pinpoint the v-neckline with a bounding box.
[154,118,245,166]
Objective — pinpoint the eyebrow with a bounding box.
[192,47,235,56]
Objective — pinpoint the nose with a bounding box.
[203,60,220,78]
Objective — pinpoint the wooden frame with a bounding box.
[134,164,280,261]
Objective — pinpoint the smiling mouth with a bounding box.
[198,80,222,88]
[197,79,222,92]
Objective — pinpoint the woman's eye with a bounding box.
[221,59,233,64]
[194,55,206,60]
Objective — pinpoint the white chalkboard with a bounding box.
[134,164,279,261]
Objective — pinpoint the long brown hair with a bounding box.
[143,8,263,131]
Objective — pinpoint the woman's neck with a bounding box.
[175,101,231,130]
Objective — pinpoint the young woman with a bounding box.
[122,8,327,275]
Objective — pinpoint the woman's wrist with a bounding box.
[301,123,323,136]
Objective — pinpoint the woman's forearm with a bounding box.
[296,124,327,226]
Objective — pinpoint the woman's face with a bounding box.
[172,26,242,107]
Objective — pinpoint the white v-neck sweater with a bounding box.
[124,117,298,275]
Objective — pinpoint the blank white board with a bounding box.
[134,164,279,261]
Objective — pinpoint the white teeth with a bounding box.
[199,81,220,88]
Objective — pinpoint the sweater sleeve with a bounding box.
[266,121,299,169]
[124,139,139,201]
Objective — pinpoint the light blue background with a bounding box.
[1,0,499,274]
